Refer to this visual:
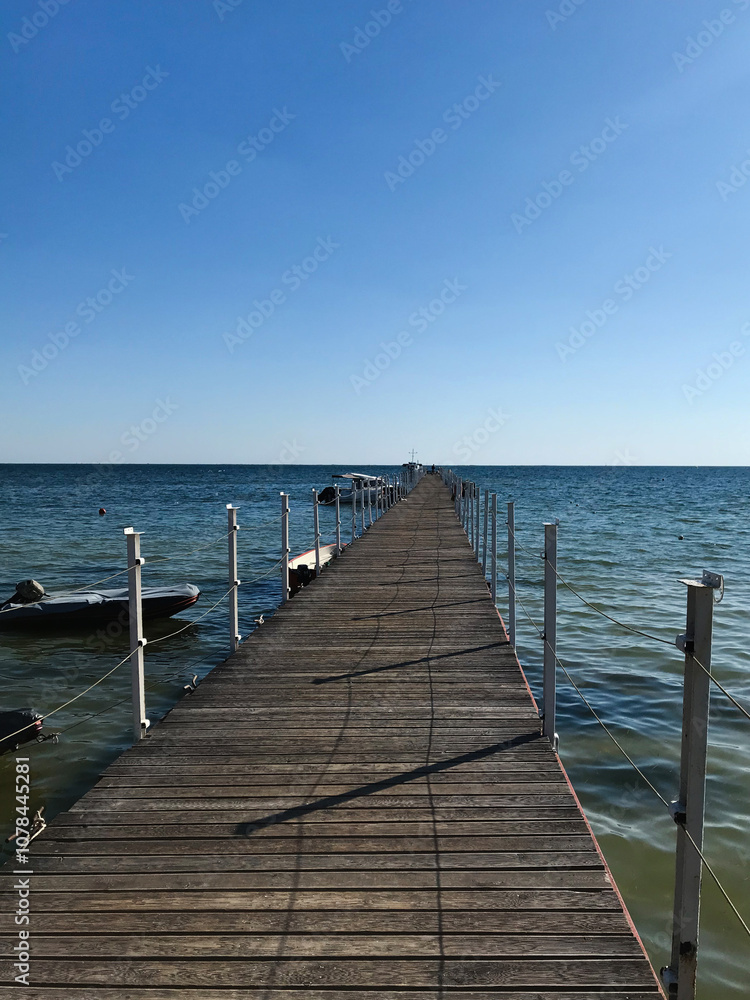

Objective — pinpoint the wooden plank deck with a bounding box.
[0,474,663,998]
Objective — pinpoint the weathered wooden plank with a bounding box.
[10,933,644,959]
[0,888,624,912]
[5,992,665,1000]
[0,909,638,935]
[13,851,608,874]
[29,835,597,855]
[0,958,661,988]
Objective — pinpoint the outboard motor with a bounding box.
[0,710,43,756]
[3,579,45,608]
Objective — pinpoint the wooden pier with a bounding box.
[1,475,663,998]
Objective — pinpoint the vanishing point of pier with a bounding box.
[0,475,663,997]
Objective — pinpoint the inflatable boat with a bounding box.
[0,583,201,630]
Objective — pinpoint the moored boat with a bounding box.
[319,473,384,506]
[0,581,201,630]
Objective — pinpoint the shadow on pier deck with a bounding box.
[0,475,664,998]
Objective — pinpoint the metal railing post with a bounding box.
[335,485,341,554]
[124,527,147,744]
[507,501,516,647]
[490,494,497,604]
[482,489,489,576]
[662,572,720,999]
[368,483,373,526]
[312,489,321,576]
[466,483,476,549]
[475,484,480,559]
[361,486,366,533]
[227,505,241,653]
[543,522,558,751]
[352,484,357,541]
[280,493,290,603]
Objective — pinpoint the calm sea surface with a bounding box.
[1,464,748,997]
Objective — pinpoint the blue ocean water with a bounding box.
[0,464,748,998]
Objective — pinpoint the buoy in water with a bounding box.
[99,508,106,516]
[678,535,684,540]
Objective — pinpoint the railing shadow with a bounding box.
[235,731,541,836]
[311,641,507,685]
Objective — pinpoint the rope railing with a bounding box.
[510,572,750,946]
[0,528,237,615]
[545,561,750,724]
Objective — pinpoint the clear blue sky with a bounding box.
[2,0,750,465]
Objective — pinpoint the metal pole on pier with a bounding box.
[335,485,341,554]
[227,505,241,653]
[352,485,357,542]
[543,522,558,751]
[281,493,290,603]
[124,527,148,744]
[662,572,721,1000]
[482,489,489,576]
[312,489,321,576]
[507,502,516,647]
[490,495,497,604]
[368,483,373,526]
[361,486,366,534]
[475,484,480,559]
[470,483,475,550]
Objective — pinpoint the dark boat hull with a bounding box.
[0,586,200,631]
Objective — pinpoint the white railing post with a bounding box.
[475,484,480,559]
[543,522,558,751]
[507,501,516,647]
[662,572,720,1000]
[368,482,373,526]
[335,485,341,554]
[352,484,357,541]
[312,489,321,576]
[491,494,497,604]
[470,483,474,547]
[482,489,489,576]
[124,527,147,744]
[227,505,241,653]
[361,485,366,533]
[280,493,290,603]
